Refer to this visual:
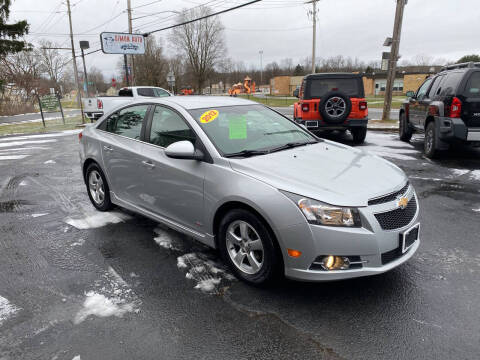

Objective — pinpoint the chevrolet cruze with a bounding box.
[79,96,420,285]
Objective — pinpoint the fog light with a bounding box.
[322,255,350,270]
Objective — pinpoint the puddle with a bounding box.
[419,182,480,200]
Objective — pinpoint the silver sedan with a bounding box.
[79,96,420,285]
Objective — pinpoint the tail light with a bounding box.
[97,99,103,109]
[78,132,83,142]
[359,101,367,110]
[449,97,462,118]
[302,103,310,112]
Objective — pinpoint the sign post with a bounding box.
[167,72,175,94]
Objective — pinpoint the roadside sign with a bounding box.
[167,72,175,86]
[40,94,60,112]
[100,32,146,55]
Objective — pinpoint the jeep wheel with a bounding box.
[399,112,413,142]
[351,127,367,144]
[319,92,352,124]
[424,121,438,158]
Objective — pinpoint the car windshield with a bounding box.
[189,104,318,157]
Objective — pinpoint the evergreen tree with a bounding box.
[293,64,304,76]
[0,0,29,57]
[457,54,480,63]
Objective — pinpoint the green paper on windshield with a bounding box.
[229,116,247,139]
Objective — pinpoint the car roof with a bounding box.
[150,95,255,110]
[304,72,362,80]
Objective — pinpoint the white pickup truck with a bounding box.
[83,86,171,121]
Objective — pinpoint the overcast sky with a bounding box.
[9,0,480,80]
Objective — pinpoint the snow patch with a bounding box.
[72,356,81,360]
[0,295,21,325]
[65,211,130,229]
[194,278,221,292]
[0,155,29,160]
[0,129,80,142]
[71,238,85,247]
[469,170,480,181]
[32,213,49,218]
[449,169,470,177]
[74,292,136,324]
[473,208,480,213]
[44,159,56,164]
[0,139,56,148]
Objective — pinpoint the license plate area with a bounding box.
[400,223,420,253]
[467,131,480,141]
[305,120,319,128]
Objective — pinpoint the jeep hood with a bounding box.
[228,141,407,207]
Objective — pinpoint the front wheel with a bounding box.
[218,209,281,285]
[399,112,413,142]
[424,121,438,158]
[351,127,367,144]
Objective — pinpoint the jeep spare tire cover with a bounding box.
[319,91,352,124]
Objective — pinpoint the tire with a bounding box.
[218,209,281,285]
[351,127,367,144]
[319,91,352,124]
[424,121,438,158]
[399,112,413,142]
[85,163,113,211]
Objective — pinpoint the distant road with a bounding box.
[271,106,399,120]
[0,109,81,125]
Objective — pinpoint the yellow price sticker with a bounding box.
[200,109,219,124]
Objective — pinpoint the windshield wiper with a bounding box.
[264,129,308,136]
[267,141,318,154]
[224,149,269,158]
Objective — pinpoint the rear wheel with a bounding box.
[218,209,281,285]
[399,112,413,142]
[351,127,367,144]
[319,92,352,124]
[424,121,438,158]
[85,163,113,211]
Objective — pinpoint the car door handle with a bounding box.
[103,145,113,151]
[142,160,155,168]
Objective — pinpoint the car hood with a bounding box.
[228,141,407,207]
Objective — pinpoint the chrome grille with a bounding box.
[368,182,410,206]
[374,195,417,230]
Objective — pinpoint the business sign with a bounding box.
[40,94,60,112]
[100,32,145,55]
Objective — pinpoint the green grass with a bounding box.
[0,115,85,137]
[365,96,404,109]
[237,95,297,107]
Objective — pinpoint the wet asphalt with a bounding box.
[0,130,479,360]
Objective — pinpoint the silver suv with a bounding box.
[79,96,420,285]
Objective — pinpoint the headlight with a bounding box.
[281,191,362,227]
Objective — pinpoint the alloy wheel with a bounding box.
[88,170,105,205]
[325,97,346,118]
[225,220,264,275]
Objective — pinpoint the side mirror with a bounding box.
[293,88,299,98]
[406,91,415,98]
[165,140,203,160]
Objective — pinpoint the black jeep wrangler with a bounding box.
[400,62,480,158]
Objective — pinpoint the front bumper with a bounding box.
[278,185,420,281]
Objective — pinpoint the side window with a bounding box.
[149,106,196,148]
[416,78,433,100]
[464,72,480,98]
[105,105,148,140]
[428,75,445,99]
[439,72,463,97]
[153,88,170,97]
[137,88,155,97]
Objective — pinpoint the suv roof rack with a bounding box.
[441,62,480,71]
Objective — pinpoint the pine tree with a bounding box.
[293,64,304,76]
[0,0,30,57]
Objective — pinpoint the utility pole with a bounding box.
[259,50,263,84]
[382,0,407,121]
[306,0,319,74]
[66,0,85,123]
[127,0,135,85]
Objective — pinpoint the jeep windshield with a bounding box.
[189,104,318,157]
[308,77,362,98]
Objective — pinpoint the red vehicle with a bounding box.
[180,86,194,95]
[293,73,368,144]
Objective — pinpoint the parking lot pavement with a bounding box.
[0,109,81,125]
[0,130,479,359]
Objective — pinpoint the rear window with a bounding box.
[308,78,361,98]
[464,72,480,97]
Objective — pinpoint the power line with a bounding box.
[143,0,262,36]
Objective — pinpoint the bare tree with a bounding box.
[36,40,69,85]
[170,6,226,92]
[88,66,108,94]
[133,37,169,88]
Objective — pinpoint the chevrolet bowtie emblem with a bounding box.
[397,196,409,209]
